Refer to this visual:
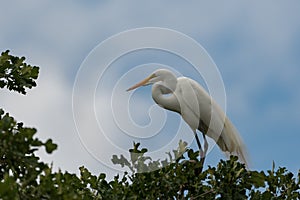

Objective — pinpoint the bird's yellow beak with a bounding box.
[126,74,156,91]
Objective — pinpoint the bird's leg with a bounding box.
[194,131,204,159]
[202,133,208,157]
[193,131,206,175]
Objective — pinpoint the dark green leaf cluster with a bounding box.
[0,51,96,199]
[0,50,39,94]
[250,163,300,199]
[0,109,57,199]
[109,142,300,199]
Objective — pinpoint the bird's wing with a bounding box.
[176,77,218,132]
[177,77,248,165]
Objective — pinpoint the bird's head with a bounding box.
[126,69,176,92]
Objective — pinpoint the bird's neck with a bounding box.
[152,80,180,113]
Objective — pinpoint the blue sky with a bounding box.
[1,1,300,177]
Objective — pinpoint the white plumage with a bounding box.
[127,69,248,166]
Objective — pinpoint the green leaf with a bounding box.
[99,173,106,179]
[250,171,266,188]
[44,139,58,153]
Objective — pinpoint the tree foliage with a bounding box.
[0,50,39,94]
[0,51,299,199]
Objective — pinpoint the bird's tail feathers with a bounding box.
[217,117,249,167]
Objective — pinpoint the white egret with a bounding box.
[127,69,248,166]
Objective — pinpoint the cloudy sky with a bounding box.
[1,1,300,177]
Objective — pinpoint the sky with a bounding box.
[1,1,300,177]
